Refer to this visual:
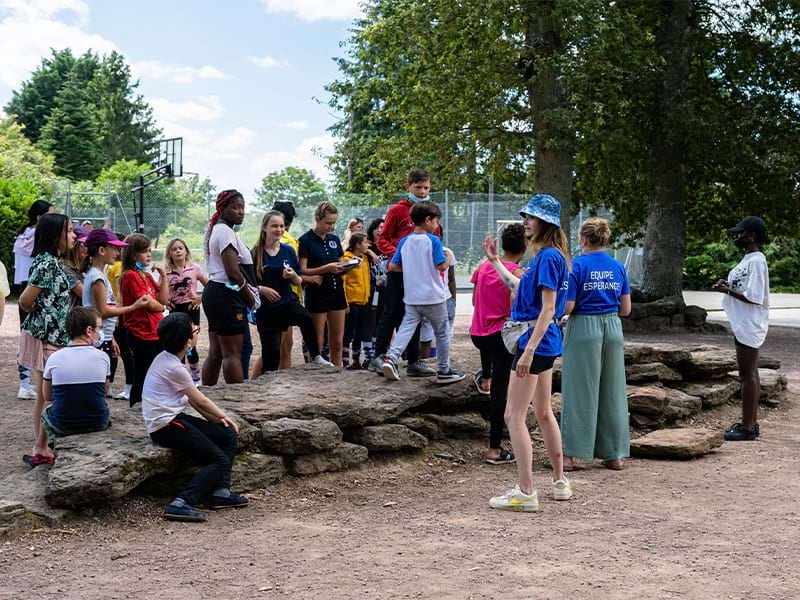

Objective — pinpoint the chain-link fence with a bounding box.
[51,183,642,286]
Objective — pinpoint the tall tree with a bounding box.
[254,167,328,209]
[38,73,103,181]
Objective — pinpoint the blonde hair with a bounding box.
[579,217,611,248]
[529,221,572,269]
[314,201,338,222]
[164,238,194,272]
[253,211,285,274]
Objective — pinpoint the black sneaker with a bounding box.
[208,492,250,509]
[725,422,760,438]
[406,361,436,378]
[163,502,208,522]
[724,423,757,442]
[383,357,400,381]
[436,368,466,385]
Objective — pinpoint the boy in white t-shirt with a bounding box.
[713,216,770,442]
[143,312,248,522]
[382,201,465,385]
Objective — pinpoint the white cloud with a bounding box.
[131,60,231,84]
[219,126,257,150]
[249,55,288,69]
[261,0,362,22]
[150,96,226,122]
[250,134,335,182]
[277,120,309,130]
[0,0,116,87]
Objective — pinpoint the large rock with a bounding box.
[397,416,443,440]
[284,442,369,476]
[624,343,691,368]
[683,305,708,327]
[259,418,342,454]
[727,369,788,407]
[231,453,286,491]
[0,467,70,534]
[631,428,724,459]
[663,388,702,421]
[682,379,740,409]
[625,362,682,384]
[207,364,475,428]
[346,424,428,451]
[418,413,489,439]
[627,386,668,416]
[680,348,737,380]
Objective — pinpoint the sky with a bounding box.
[0,0,362,195]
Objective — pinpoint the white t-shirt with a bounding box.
[390,232,451,305]
[12,226,36,284]
[142,351,194,434]
[721,251,770,348]
[82,266,117,341]
[207,223,253,283]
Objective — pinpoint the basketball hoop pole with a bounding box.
[133,137,183,233]
[132,164,172,233]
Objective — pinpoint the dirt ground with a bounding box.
[1,303,798,600]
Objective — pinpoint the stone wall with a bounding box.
[622,295,723,333]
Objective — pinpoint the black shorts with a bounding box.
[171,302,201,325]
[202,281,248,336]
[734,337,758,351]
[511,348,557,374]
[305,284,347,314]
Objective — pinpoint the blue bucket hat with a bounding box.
[519,194,561,228]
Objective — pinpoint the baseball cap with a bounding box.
[728,216,767,243]
[80,228,128,247]
[519,194,562,228]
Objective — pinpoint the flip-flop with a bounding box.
[473,370,490,396]
[22,454,55,468]
[485,449,515,465]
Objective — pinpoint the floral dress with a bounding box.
[21,253,72,347]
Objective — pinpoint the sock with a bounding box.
[212,488,230,498]
[361,341,373,362]
[18,364,31,390]
[169,497,187,508]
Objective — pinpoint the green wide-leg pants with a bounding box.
[560,313,629,460]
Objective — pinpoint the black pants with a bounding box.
[471,332,513,449]
[256,302,319,373]
[150,413,238,507]
[373,271,420,362]
[344,303,369,358]
[98,340,119,383]
[114,322,135,385]
[128,333,161,407]
[171,303,201,365]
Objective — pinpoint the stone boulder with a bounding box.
[663,388,702,422]
[631,428,724,459]
[627,386,668,416]
[418,413,489,439]
[284,442,368,476]
[346,424,428,451]
[231,453,286,491]
[396,416,443,440]
[679,348,738,380]
[0,467,70,533]
[682,379,739,409]
[727,369,788,407]
[625,362,682,384]
[624,343,692,368]
[683,305,708,328]
[259,418,342,454]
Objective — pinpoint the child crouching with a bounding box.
[143,312,249,522]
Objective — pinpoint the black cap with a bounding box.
[272,200,296,223]
[728,216,767,243]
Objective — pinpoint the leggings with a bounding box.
[470,332,513,449]
[343,303,369,359]
[256,302,319,373]
[171,303,201,365]
[114,322,135,385]
[127,333,162,407]
[150,413,238,507]
[98,340,119,383]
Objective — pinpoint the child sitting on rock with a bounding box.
[26,306,111,468]
[142,312,249,522]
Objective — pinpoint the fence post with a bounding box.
[444,190,449,246]
[469,200,476,251]
[488,177,494,234]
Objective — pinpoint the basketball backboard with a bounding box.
[153,137,183,178]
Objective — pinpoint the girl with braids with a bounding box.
[483,194,572,512]
[298,202,348,367]
[251,211,331,372]
[202,190,257,384]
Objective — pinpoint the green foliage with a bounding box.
[0,178,43,283]
[0,117,55,190]
[254,167,328,209]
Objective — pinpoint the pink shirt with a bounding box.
[167,264,204,304]
[469,260,519,337]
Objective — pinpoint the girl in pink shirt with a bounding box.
[469,223,525,464]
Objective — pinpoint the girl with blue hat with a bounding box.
[482,193,572,512]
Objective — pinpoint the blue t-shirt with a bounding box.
[254,243,302,315]
[567,251,630,315]
[510,247,569,357]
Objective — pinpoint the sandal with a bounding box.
[23,454,55,468]
[485,449,515,465]
[473,370,490,396]
[602,459,624,471]
[563,456,575,472]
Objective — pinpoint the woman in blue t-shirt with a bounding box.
[482,194,572,512]
[561,218,632,471]
[252,211,333,372]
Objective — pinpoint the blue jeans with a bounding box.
[388,302,450,373]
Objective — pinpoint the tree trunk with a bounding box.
[524,0,575,243]
[640,0,693,300]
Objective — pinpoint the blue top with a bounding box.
[254,243,302,316]
[510,247,569,357]
[43,345,110,432]
[298,229,344,294]
[567,251,630,315]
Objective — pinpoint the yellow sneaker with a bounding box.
[489,485,539,512]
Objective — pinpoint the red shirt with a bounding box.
[121,270,163,341]
[377,198,443,259]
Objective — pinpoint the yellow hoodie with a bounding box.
[342,250,370,305]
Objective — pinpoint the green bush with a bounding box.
[0,177,44,287]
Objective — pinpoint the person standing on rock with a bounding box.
[713,216,770,442]
[560,218,632,471]
[483,194,572,512]
[143,312,249,522]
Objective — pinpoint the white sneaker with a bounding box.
[114,387,130,400]
[312,355,334,366]
[17,387,36,400]
[489,485,539,512]
[552,477,572,501]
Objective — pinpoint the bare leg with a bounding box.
[202,332,222,386]
[505,370,538,494]
[31,371,53,458]
[250,356,263,380]
[531,369,564,482]
[279,328,293,369]
[218,334,245,383]
[736,345,760,427]
[327,309,346,368]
